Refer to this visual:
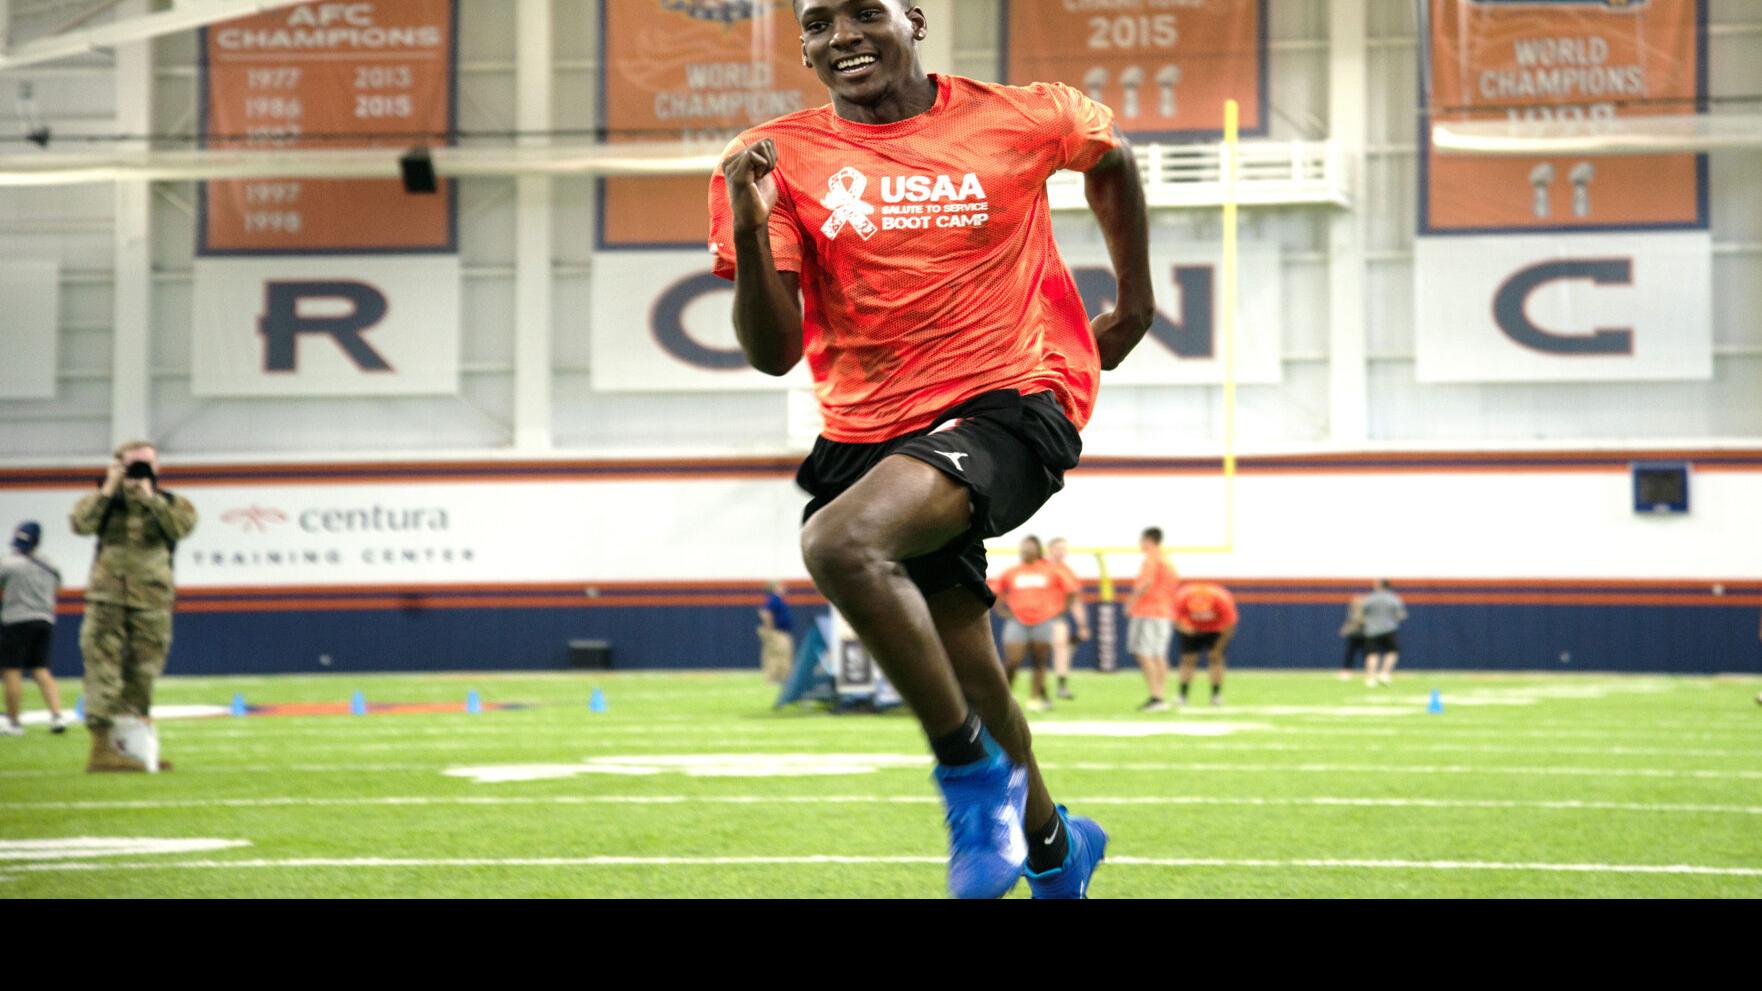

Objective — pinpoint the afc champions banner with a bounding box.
[587,246,1282,392]
[191,0,462,398]
[598,1,808,249]
[1415,0,1711,383]
[1005,0,1266,138]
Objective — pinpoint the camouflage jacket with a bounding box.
[70,487,198,611]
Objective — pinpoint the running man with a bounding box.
[1125,527,1180,712]
[710,0,1154,898]
[0,522,69,736]
[1172,580,1239,706]
[1362,579,1408,686]
[990,536,1082,712]
[1045,537,1090,700]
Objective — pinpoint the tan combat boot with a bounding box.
[85,725,148,773]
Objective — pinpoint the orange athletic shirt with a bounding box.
[708,74,1115,443]
[1128,553,1180,619]
[1051,560,1084,607]
[990,559,1082,627]
[1174,582,1239,633]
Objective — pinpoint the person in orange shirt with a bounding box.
[1045,537,1089,700]
[711,0,1154,898]
[1125,527,1181,712]
[1173,580,1240,707]
[990,536,1082,712]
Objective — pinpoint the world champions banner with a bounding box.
[1003,0,1266,139]
[1422,0,1706,233]
[598,1,810,249]
[192,1,462,398]
[1414,0,1711,385]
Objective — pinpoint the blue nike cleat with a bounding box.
[932,740,1028,899]
[1025,806,1108,899]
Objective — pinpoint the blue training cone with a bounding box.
[1427,689,1444,714]
[230,692,248,717]
[466,690,482,715]
[74,695,84,720]
[589,688,607,714]
[351,690,368,716]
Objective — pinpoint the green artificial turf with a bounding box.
[1,669,1758,898]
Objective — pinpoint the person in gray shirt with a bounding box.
[1361,579,1408,687]
[0,521,69,735]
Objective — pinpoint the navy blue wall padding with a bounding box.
[35,601,1762,677]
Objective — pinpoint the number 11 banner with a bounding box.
[1004,0,1266,139]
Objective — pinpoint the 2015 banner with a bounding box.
[1415,0,1710,384]
[1004,0,1266,138]
[198,0,457,253]
[193,1,460,398]
[598,1,810,249]
[588,245,1282,393]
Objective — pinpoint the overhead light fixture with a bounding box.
[399,146,438,194]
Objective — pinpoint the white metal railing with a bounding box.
[1048,139,1349,210]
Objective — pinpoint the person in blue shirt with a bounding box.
[758,582,795,684]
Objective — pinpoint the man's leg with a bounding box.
[1365,652,1383,686]
[1207,650,1226,704]
[3,668,20,727]
[800,455,975,740]
[927,588,1056,835]
[1176,651,1200,703]
[1027,642,1052,703]
[1001,641,1028,690]
[1050,620,1074,697]
[1381,650,1400,683]
[79,603,143,771]
[31,667,63,716]
[1134,652,1159,701]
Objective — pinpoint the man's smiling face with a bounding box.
[796,0,925,106]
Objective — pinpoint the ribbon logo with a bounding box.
[820,167,878,241]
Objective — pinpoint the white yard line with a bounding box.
[5,758,1757,779]
[5,855,1759,878]
[5,794,1759,816]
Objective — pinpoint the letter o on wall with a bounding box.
[1492,258,1635,356]
[651,273,749,371]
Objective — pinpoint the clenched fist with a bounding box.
[721,138,781,236]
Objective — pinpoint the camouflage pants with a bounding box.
[79,603,172,730]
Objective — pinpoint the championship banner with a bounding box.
[0,260,59,400]
[589,251,812,391]
[1415,0,1711,384]
[191,255,462,397]
[1422,0,1705,234]
[193,1,460,398]
[588,245,1279,392]
[1004,0,1266,138]
[198,0,457,253]
[598,1,811,249]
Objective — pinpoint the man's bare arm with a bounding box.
[722,139,804,376]
[1083,130,1155,370]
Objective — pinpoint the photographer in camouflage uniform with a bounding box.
[69,441,197,772]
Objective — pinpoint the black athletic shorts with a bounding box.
[797,389,1082,607]
[1364,632,1399,653]
[0,621,53,670]
[1178,630,1222,654]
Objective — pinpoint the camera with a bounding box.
[124,461,157,481]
